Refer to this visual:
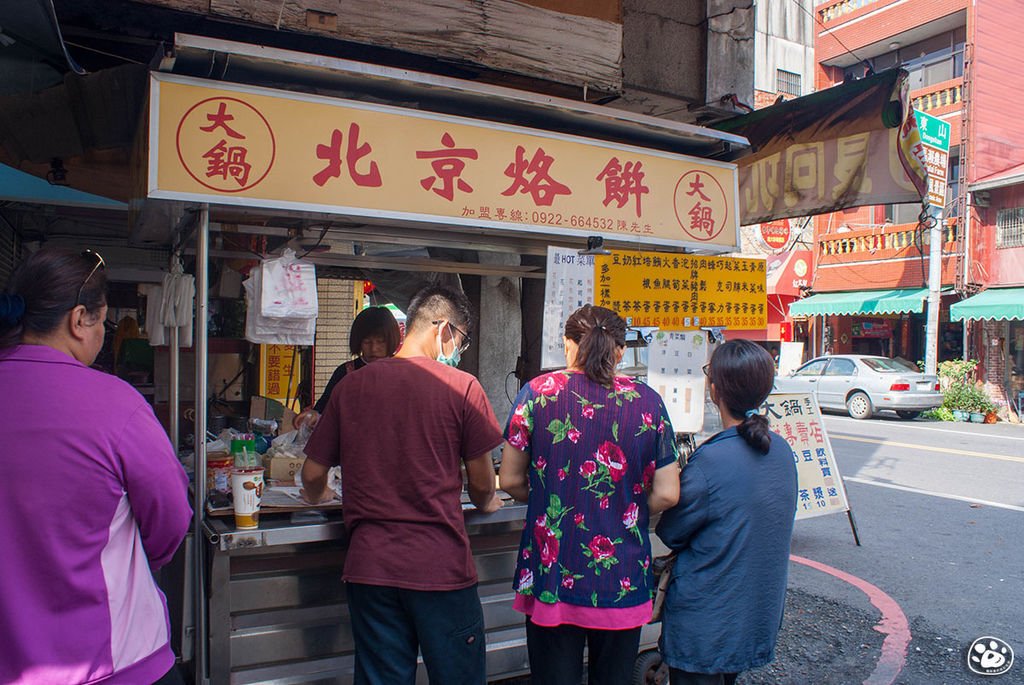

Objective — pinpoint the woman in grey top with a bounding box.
[656,340,798,685]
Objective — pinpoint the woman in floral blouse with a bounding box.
[499,305,680,685]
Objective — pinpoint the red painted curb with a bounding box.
[791,554,911,685]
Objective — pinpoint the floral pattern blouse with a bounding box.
[505,370,678,610]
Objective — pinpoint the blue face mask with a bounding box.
[436,324,463,367]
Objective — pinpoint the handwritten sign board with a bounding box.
[542,247,596,369]
[259,344,302,411]
[762,392,849,520]
[594,251,767,329]
[647,330,708,433]
[149,73,740,252]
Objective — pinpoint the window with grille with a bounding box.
[997,207,1024,248]
[776,69,802,97]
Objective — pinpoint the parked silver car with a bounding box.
[774,355,942,420]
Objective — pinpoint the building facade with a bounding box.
[807,0,1024,414]
[730,0,817,356]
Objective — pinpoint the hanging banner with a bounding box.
[594,251,767,329]
[762,392,850,520]
[542,247,596,370]
[259,344,302,411]
[715,68,928,225]
[149,73,740,252]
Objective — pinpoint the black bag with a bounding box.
[650,553,677,623]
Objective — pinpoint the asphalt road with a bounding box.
[746,414,1024,685]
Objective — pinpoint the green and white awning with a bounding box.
[950,287,1024,322]
[789,287,938,317]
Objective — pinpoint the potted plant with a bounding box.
[941,383,969,421]
[966,386,994,423]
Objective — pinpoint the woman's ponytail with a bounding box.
[736,411,772,453]
[564,305,627,387]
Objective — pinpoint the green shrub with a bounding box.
[941,382,994,413]
[923,407,955,421]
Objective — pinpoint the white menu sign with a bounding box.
[542,246,595,369]
[647,330,708,433]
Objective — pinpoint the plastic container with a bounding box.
[232,435,260,469]
[207,454,234,493]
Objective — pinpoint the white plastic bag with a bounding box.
[244,265,317,345]
[261,249,319,319]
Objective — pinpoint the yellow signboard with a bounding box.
[259,344,301,411]
[148,73,740,251]
[763,392,850,521]
[594,251,766,329]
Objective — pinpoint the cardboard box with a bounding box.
[250,396,298,431]
[265,454,306,482]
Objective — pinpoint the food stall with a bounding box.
[140,34,749,684]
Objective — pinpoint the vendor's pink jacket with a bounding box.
[0,344,192,685]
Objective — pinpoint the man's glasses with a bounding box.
[433,320,472,353]
[75,250,105,307]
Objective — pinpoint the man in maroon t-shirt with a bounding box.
[302,285,503,685]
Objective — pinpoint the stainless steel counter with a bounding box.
[200,503,661,685]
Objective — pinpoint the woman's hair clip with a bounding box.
[744,409,759,419]
[0,293,26,325]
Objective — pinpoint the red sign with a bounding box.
[759,219,791,250]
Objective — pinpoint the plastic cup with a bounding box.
[231,467,265,529]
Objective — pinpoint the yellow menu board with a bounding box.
[595,251,766,329]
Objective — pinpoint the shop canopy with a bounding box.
[789,287,941,317]
[950,287,1024,322]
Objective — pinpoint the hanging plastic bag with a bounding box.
[261,248,319,319]
[244,265,317,345]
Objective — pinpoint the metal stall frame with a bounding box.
[150,35,750,684]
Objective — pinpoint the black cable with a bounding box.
[789,0,867,68]
[505,370,519,405]
[297,225,330,260]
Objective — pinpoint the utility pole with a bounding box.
[915,110,952,376]
[924,203,943,376]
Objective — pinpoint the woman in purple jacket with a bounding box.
[0,248,192,685]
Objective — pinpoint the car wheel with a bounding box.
[896,410,920,420]
[846,391,873,420]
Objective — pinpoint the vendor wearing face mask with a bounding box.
[301,284,503,685]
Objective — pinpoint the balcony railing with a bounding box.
[910,78,963,113]
[819,222,959,259]
[818,0,880,23]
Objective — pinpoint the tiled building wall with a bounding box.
[314,279,359,398]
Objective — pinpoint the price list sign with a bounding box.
[594,251,767,330]
[541,246,595,369]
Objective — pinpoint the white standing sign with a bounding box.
[647,330,708,434]
[763,392,850,521]
[542,246,595,370]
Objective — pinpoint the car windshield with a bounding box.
[861,357,920,373]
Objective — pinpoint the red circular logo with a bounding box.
[175,96,276,193]
[673,171,728,242]
[759,219,792,250]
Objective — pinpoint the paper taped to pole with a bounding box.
[647,330,708,434]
